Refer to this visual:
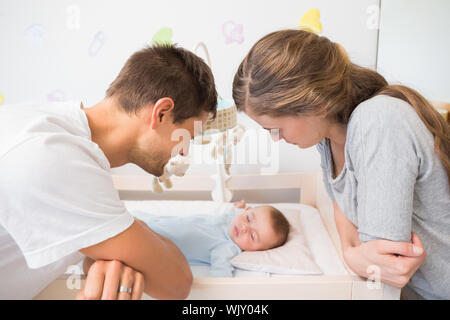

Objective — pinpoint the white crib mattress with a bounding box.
[123,200,348,277]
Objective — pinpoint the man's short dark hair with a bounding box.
[106,43,217,123]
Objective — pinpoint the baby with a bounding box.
[131,200,290,277]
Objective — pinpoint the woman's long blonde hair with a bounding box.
[232,29,450,184]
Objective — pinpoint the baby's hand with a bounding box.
[233,200,246,208]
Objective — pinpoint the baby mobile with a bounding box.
[149,29,246,198]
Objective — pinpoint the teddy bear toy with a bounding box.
[150,154,190,193]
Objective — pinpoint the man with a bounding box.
[0,44,218,299]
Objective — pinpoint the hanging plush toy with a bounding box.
[210,124,246,174]
[225,124,246,174]
[150,154,191,193]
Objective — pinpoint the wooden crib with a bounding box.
[34,172,400,300]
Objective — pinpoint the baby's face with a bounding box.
[228,206,279,251]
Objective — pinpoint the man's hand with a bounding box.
[344,232,426,288]
[79,218,192,300]
[76,259,145,300]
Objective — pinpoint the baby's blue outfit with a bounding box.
[131,209,242,277]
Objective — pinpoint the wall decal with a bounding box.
[47,89,67,102]
[298,8,322,34]
[152,27,173,45]
[24,23,45,47]
[88,31,107,57]
[222,20,244,45]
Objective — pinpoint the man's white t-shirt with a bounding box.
[0,100,135,299]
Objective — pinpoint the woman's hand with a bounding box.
[344,232,426,288]
[76,259,145,300]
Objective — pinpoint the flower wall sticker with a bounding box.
[47,89,67,102]
[222,21,244,45]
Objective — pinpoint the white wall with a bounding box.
[377,0,450,102]
[0,0,380,183]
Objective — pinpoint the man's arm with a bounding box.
[79,218,193,300]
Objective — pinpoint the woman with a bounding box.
[232,30,450,299]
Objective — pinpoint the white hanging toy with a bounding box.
[211,124,246,174]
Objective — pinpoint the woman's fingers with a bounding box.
[369,235,426,288]
[346,240,425,290]
[411,232,426,256]
[375,238,423,257]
